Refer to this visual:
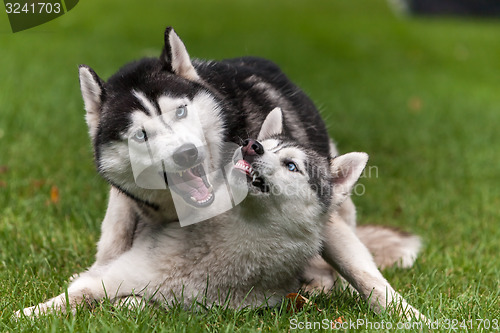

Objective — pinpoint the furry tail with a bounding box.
[356,225,421,270]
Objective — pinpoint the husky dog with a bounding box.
[78,27,332,262]
[17,108,369,315]
[17,27,425,319]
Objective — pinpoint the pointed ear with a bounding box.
[160,27,200,81]
[330,152,368,205]
[79,65,104,140]
[258,107,284,141]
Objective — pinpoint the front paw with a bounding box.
[14,294,67,318]
[14,304,44,318]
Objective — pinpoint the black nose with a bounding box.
[242,139,264,156]
[173,143,198,168]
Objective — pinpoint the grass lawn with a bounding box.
[1,0,499,331]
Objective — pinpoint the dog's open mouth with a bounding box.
[166,164,215,207]
[234,159,269,193]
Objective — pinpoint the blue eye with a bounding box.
[133,129,147,143]
[286,161,298,172]
[176,105,187,118]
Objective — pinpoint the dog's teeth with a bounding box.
[194,192,213,205]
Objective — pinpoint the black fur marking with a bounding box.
[152,99,162,116]
[161,160,169,187]
[160,26,174,73]
[109,182,160,211]
[193,57,330,158]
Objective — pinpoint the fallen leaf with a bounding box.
[331,316,345,329]
[408,96,423,113]
[50,185,60,204]
[0,165,8,174]
[0,180,6,188]
[285,293,322,313]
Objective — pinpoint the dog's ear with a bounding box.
[330,152,368,206]
[161,27,200,81]
[79,65,104,140]
[258,107,284,141]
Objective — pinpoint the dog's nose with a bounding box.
[173,143,199,167]
[242,139,264,156]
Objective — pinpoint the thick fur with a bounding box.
[17,28,425,320]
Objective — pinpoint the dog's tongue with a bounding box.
[169,169,210,202]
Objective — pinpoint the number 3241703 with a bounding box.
[5,2,62,14]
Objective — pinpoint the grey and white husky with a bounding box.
[17,28,425,319]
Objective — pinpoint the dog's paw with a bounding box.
[402,305,429,324]
[13,309,23,320]
[14,305,43,319]
[14,295,69,318]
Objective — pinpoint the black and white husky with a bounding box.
[17,28,425,319]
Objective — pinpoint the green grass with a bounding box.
[1,0,499,331]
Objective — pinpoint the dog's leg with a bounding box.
[93,188,138,266]
[321,213,426,321]
[42,189,138,311]
[16,272,116,317]
[16,290,92,317]
[17,251,154,317]
[337,196,357,231]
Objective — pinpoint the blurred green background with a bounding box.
[1,0,499,331]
